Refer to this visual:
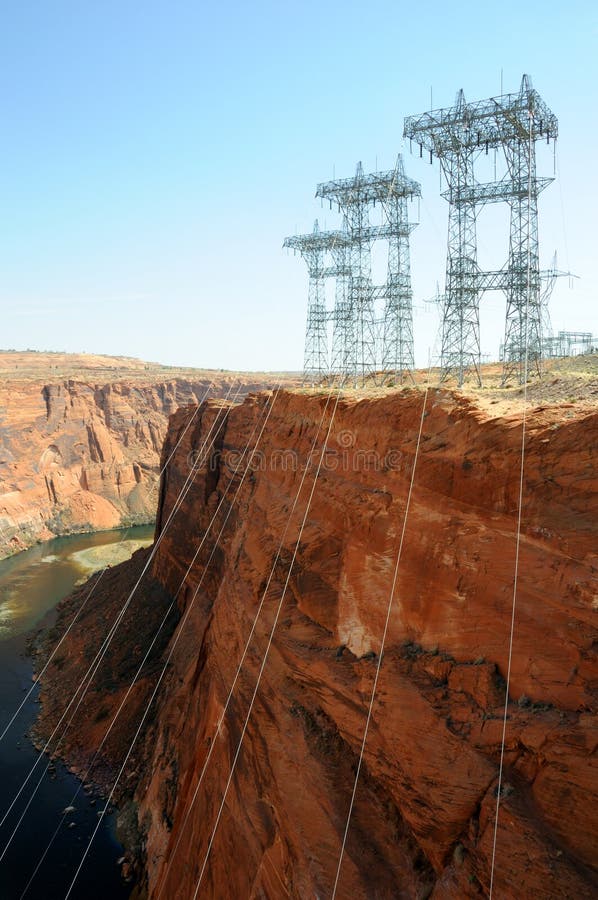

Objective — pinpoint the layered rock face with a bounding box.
[36,387,598,898]
[0,352,292,557]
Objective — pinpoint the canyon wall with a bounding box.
[35,387,598,898]
[0,352,293,557]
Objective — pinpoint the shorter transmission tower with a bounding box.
[285,157,420,386]
[404,74,558,385]
[381,156,419,380]
[316,158,420,383]
[283,220,327,383]
[283,221,351,384]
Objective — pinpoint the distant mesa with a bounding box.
[0,350,299,559]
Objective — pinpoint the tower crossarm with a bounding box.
[371,284,389,301]
[474,267,556,294]
[442,176,553,205]
[475,269,512,293]
[316,166,421,206]
[283,228,351,253]
[321,265,351,277]
[364,223,417,240]
[284,221,415,255]
[403,77,558,157]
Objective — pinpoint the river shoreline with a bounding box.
[0,518,157,565]
[0,527,154,898]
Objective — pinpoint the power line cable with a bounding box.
[331,377,430,897]
[155,386,339,897]
[0,383,240,841]
[61,384,286,899]
[488,109,534,899]
[0,381,213,745]
[18,385,282,898]
[192,386,343,898]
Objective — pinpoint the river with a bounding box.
[0,526,154,899]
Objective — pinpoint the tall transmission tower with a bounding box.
[404,74,558,385]
[316,158,420,384]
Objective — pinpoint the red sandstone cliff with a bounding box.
[35,384,598,898]
[0,352,294,558]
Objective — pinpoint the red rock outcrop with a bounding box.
[35,386,598,898]
[0,352,295,557]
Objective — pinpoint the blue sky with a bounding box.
[1,0,596,370]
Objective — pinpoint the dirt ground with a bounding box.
[297,354,598,418]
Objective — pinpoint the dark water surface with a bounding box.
[0,526,154,899]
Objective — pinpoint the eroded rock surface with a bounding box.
[0,352,293,557]
[35,387,598,898]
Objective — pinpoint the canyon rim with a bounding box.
[33,375,598,898]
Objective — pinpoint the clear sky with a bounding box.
[1,0,596,371]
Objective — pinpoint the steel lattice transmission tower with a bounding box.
[283,221,352,384]
[283,220,328,383]
[404,74,558,385]
[329,236,354,378]
[381,156,419,380]
[316,158,420,384]
[317,163,377,383]
[285,158,420,385]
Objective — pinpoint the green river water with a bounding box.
[0,525,154,899]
